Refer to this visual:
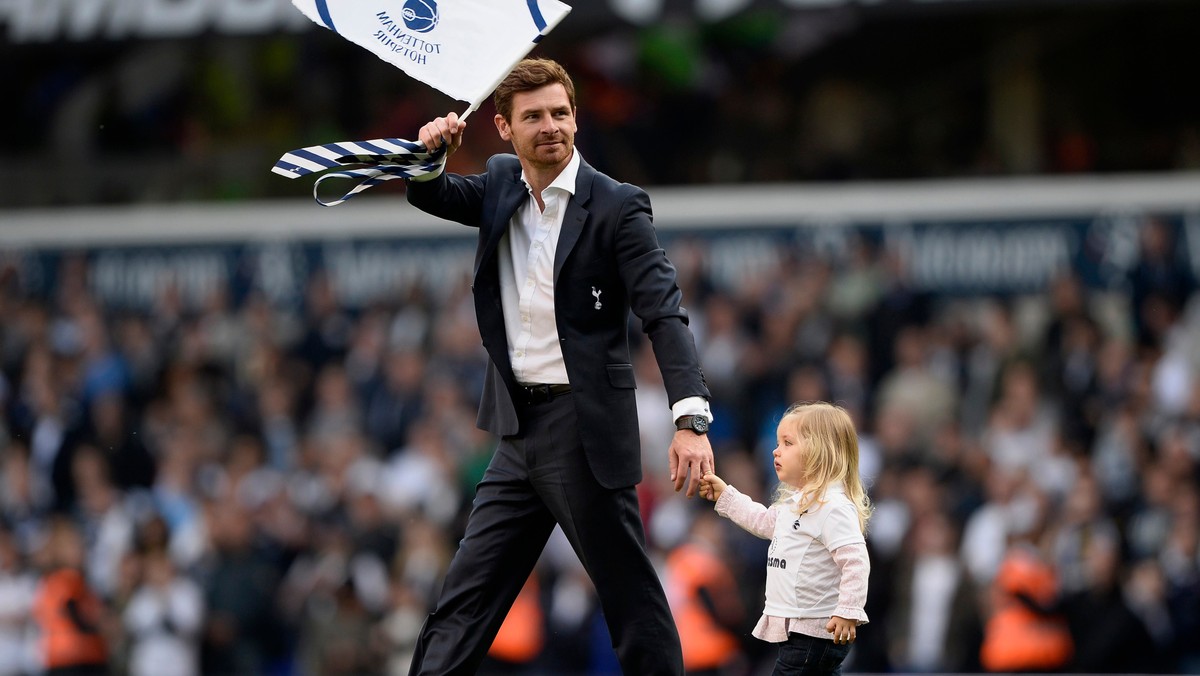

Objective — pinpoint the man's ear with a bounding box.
[494,114,511,141]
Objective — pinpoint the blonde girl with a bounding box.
[701,402,871,676]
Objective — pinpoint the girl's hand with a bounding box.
[826,616,858,645]
[700,473,727,502]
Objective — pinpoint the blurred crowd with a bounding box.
[0,215,1197,676]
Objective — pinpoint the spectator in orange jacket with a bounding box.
[31,519,109,676]
[980,543,1072,672]
[665,509,747,674]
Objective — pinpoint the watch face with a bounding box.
[692,417,709,433]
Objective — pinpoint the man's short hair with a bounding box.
[493,58,576,121]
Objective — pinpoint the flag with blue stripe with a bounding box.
[276,0,571,206]
[287,0,572,108]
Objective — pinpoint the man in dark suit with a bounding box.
[404,58,714,675]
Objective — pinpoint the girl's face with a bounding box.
[773,418,807,486]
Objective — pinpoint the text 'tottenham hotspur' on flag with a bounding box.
[289,0,572,107]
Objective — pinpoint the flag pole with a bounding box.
[457,79,495,124]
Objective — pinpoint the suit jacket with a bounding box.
[407,153,709,488]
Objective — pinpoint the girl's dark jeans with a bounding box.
[773,633,851,676]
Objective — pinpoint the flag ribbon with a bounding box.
[272,138,447,207]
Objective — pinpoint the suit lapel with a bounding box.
[554,160,593,282]
[478,167,526,277]
[474,161,524,394]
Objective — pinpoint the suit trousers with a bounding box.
[408,392,684,675]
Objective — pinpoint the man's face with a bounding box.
[494,83,576,171]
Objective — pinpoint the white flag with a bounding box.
[290,0,572,108]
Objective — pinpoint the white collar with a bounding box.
[786,483,847,503]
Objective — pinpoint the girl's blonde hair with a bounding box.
[773,402,873,533]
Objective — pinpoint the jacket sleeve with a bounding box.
[613,186,709,404]
[405,166,488,227]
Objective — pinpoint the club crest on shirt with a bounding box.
[592,286,602,310]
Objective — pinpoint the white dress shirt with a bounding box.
[499,150,579,386]
[499,150,710,421]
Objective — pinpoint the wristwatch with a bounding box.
[675,414,710,435]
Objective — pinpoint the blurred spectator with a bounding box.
[1125,558,1180,667]
[377,580,427,676]
[961,469,1046,588]
[481,575,544,673]
[364,349,426,456]
[1126,458,1178,558]
[31,518,110,676]
[1044,471,1120,595]
[959,301,1021,437]
[1159,484,1200,672]
[1129,217,1197,351]
[123,550,204,676]
[1,443,44,555]
[69,446,136,601]
[73,303,131,408]
[825,332,872,436]
[663,511,746,676]
[876,325,957,444]
[71,393,155,494]
[886,511,982,673]
[695,293,750,406]
[538,564,602,674]
[981,360,1057,476]
[381,421,461,528]
[296,271,353,369]
[15,344,78,513]
[978,543,1072,673]
[254,377,302,472]
[867,251,932,388]
[294,568,379,675]
[1040,272,1103,450]
[0,526,37,676]
[198,502,283,675]
[391,517,453,608]
[1059,534,1160,673]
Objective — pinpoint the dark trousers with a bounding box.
[773,633,851,676]
[408,393,683,675]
